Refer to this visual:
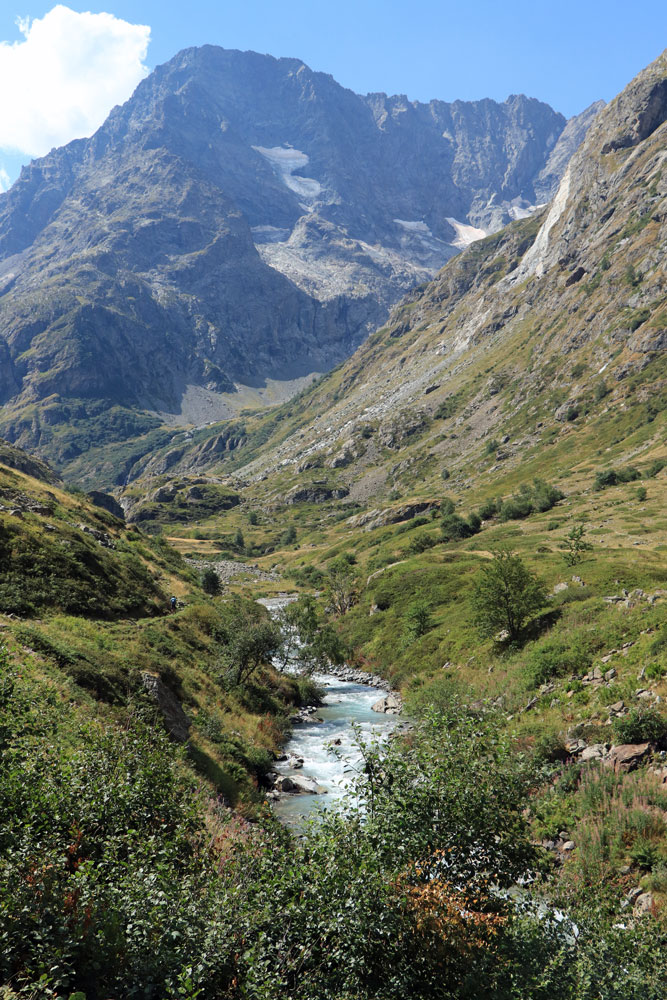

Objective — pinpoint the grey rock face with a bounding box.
[0,45,586,460]
[533,100,606,203]
[87,490,125,520]
[141,672,191,742]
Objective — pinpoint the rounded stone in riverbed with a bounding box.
[371,693,402,714]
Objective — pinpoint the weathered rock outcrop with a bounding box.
[141,672,191,742]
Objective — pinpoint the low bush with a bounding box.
[525,635,593,688]
[612,706,667,745]
[499,480,564,521]
[594,466,642,490]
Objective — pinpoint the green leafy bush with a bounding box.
[499,480,564,521]
[594,466,642,490]
[612,706,667,745]
[471,549,548,642]
[525,635,592,688]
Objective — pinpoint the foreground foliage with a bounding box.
[1,660,665,1000]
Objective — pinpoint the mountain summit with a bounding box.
[134,49,665,512]
[0,45,594,463]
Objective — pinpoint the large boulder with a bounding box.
[290,774,328,795]
[348,500,439,531]
[371,693,402,715]
[87,490,125,520]
[607,743,651,772]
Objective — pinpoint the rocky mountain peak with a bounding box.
[0,45,598,469]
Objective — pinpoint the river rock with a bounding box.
[290,774,327,794]
[371,693,402,714]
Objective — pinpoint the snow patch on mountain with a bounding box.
[252,145,322,204]
[394,219,431,233]
[445,217,487,248]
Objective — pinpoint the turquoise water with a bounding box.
[271,672,401,827]
[258,596,400,828]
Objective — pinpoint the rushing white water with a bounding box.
[258,597,401,828]
[272,673,401,826]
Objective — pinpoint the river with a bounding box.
[258,597,402,828]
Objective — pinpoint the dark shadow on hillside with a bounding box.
[187,744,240,806]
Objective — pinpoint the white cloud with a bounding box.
[0,5,150,159]
[0,167,10,191]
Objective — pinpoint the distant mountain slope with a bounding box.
[134,50,665,512]
[0,45,594,465]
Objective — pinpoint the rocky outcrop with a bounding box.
[0,438,60,485]
[347,500,439,530]
[534,101,605,202]
[285,485,349,504]
[141,672,191,742]
[87,490,125,520]
[607,743,652,772]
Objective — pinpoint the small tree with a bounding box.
[201,568,221,595]
[562,522,592,566]
[280,525,297,546]
[403,600,432,641]
[471,549,548,643]
[219,616,281,687]
[326,567,358,616]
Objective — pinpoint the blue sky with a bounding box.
[1,2,666,188]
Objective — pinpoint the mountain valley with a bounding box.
[0,40,666,1000]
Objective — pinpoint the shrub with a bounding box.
[499,496,533,521]
[408,532,438,554]
[612,706,667,745]
[281,525,297,546]
[374,590,392,611]
[594,466,642,490]
[562,522,593,566]
[499,480,563,521]
[467,511,482,534]
[477,498,498,520]
[440,513,474,541]
[403,600,432,641]
[525,636,592,688]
